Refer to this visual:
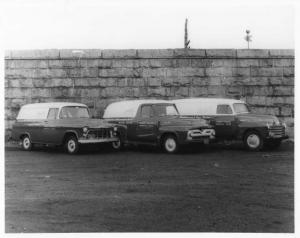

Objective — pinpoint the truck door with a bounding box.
[135,105,158,143]
[213,104,237,139]
[42,108,61,144]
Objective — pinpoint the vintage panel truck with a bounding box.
[11,102,121,154]
[173,98,288,151]
[103,100,215,153]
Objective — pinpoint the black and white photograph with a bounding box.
[1,0,297,235]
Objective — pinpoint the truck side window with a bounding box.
[141,105,153,118]
[216,104,233,114]
[47,108,59,119]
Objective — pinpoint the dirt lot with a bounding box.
[5,142,294,232]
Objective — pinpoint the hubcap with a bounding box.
[23,137,30,149]
[165,138,176,152]
[68,140,76,152]
[247,134,260,148]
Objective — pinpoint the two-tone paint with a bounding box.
[12,118,118,145]
[103,100,215,152]
[173,98,288,150]
[11,102,119,149]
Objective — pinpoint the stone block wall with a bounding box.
[5,49,294,137]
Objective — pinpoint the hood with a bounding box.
[237,113,280,125]
[159,116,211,128]
[55,118,115,129]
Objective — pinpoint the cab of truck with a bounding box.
[103,100,215,153]
[173,98,288,151]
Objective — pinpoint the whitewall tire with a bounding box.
[65,136,79,154]
[163,135,178,153]
[244,131,263,151]
[22,136,33,151]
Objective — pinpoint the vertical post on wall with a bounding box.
[184,18,190,49]
[244,30,252,49]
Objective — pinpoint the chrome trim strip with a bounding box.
[78,137,119,144]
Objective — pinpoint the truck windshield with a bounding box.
[154,104,179,116]
[233,103,250,114]
[60,106,90,119]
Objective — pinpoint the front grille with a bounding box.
[269,125,285,137]
[87,128,112,139]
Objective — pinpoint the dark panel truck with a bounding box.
[11,102,121,154]
[173,98,289,151]
[103,100,215,153]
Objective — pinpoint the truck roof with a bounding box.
[172,97,246,115]
[20,102,87,109]
[103,99,171,118]
[17,102,87,120]
[172,97,245,104]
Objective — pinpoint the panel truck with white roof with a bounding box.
[11,102,120,154]
[103,99,215,153]
[173,98,288,151]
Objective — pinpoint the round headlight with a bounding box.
[113,127,118,131]
[83,127,89,133]
[187,131,193,138]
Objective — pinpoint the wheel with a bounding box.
[112,136,122,150]
[21,135,33,151]
[65,136,79,154]
[244,131,264,151]
[265,139,282,150]
[163,135,178,153]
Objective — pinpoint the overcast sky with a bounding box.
[0,0,295,50]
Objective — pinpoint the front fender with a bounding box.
[63,130,81,144]
[158,128,187,144]
[237,124,269,140]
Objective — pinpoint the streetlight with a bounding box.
[244,30,252,49]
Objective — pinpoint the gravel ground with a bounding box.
[5,142,294,232]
